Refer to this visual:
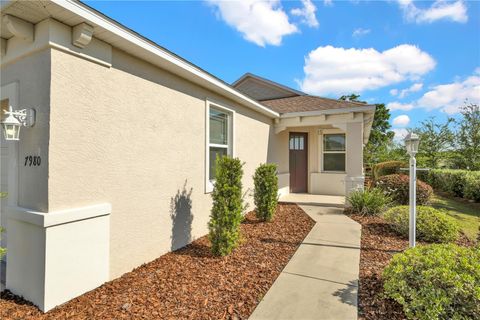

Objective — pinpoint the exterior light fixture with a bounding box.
[404,132,420,247]
[1,106,35,141]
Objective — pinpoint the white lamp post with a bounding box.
[404,132,420,248]
[1,106,35,141]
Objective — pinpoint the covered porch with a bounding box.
[268,105,375,197]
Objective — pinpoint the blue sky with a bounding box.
[85,0,479,139]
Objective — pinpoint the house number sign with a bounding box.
[24,155,41,167]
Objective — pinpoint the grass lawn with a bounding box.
[430,192,480,241]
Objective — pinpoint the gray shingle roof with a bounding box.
[260,95,371,114]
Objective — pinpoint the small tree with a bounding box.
[413,117,454,168]
[456,103,480,170]
[208,156,244,256]
[253,163,278,221]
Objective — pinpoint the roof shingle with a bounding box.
[260,95,371,114]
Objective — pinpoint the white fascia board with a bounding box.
[279,105,376,118]
[50,0,279,118]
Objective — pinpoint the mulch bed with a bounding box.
[0,203,314,320]
[347,210,476,320]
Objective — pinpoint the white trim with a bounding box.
[6,203,111,228]
[322,133,347,173]
[48,0,278,118]
[205,99,235,193]
[280,105,376,118]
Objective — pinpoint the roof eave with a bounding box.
[279,105,376,118]
[47,0,279,118]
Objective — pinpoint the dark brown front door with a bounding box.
[289,132,308,193]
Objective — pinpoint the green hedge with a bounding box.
[375,174,433,205]
[383,244,480,320]
[253,163,279,221]
[427,169,480,202]
[384,206,459,243]
[372,161,407,180]
[208,156,244,256]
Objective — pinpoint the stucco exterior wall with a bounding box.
[0,49,51,211]
[49,48,271,279]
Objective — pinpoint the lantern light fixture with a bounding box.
[404,132,420,156]
[1,106,36,141]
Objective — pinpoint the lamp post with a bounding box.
[404,132,420,248]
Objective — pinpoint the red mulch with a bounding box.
[0,204,314,320]
[347,210,476,320]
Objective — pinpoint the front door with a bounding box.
[289,132,308,193]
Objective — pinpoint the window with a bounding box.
[323,133,346,172]
[206,102,233,191]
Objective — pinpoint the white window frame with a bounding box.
[205,99,235,193]
[322,133,346,173]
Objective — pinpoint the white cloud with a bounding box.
[387,102,415,111]
[352,28,371,38]
[398,82,423,98]
[392,128,409,142]
[324,0,333,6]
[417,75,480,114]
[392,114,411,127]
[298,44,436,95]
[398,0,468,24]
[207,0,298,47]
[390,88,399,96]
[291,0,319,28]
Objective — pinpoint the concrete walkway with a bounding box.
[249,201,361,320]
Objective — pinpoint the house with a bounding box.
[0,0,375,312]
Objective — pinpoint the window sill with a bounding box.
[320,171,347,174]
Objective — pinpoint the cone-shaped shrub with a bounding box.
[208,156,244,256]
[253,163,278,221]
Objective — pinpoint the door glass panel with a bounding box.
[209,147,228,180]
[324,153,346,171]
[324,134,346,151]
[289,137,294,150]
[299,136,304,150]
[209,109,228,145]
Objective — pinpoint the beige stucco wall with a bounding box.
[49,48,272,279]
[0,49,51,211]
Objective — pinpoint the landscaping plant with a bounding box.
[372,161,406,180]
[253,163,278,221]
[384,206,459,243]
[208,156,244,256]
[375,174,433,205]
[347,187,391,216]
[428,169,480,202]
[383,244,480,320]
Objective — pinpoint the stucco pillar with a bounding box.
[345,122,364,195]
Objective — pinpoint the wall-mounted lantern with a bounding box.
[1,106,36,141]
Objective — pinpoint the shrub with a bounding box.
[464,172,480,202]
[375,174,433,205]
[384,206,459,243]
[347,187,392,216]
[372,161,406,180]
[208,156,244,256]
[427,169,469,197]
[253,163,278,221]
[383,244,480,320]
